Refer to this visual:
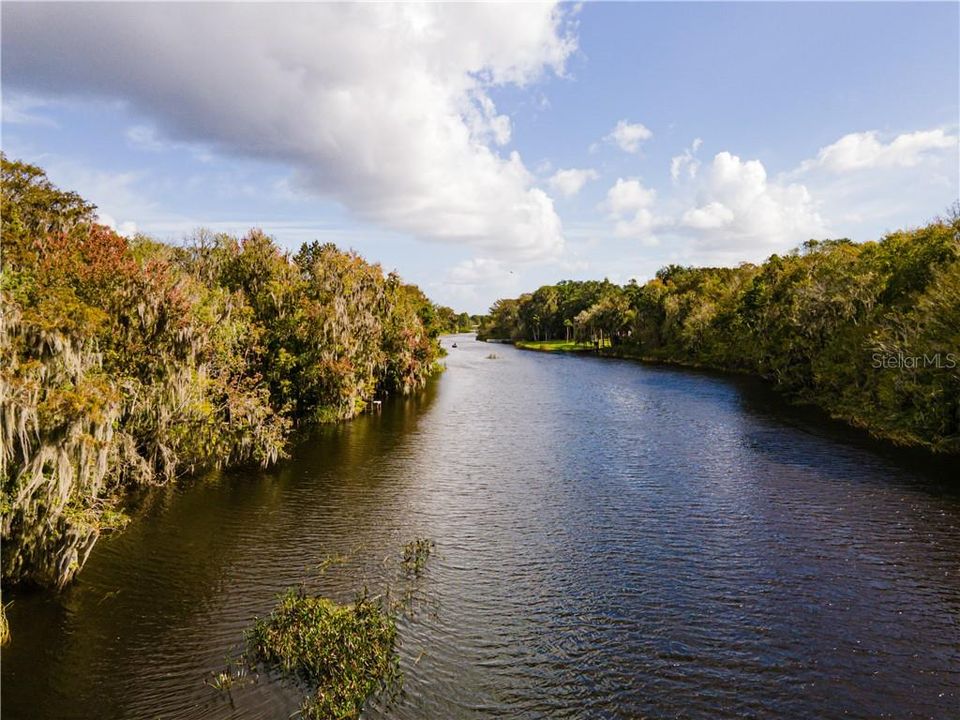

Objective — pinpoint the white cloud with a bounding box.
[606,120,653,154]
[782,128,958,243]
[801,128,958,173]
[604,178,656,215]
[681,151,825,250]
[681,201,734,229]
[438,256,523,310]
[670,137,702,182]
[1,94,58,127]
[4,3,578,262]
[603,178,660,244]
[446,257,513,286]
[547,167,599,197]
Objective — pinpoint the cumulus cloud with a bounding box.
[603,178,659,243]
[445,257,513,286]
[606,120,653,153]
[604,178,656,215]
[438,256,523,310]
[670,137,702,182]
[681,151,825,250]
[3,3,577,261]
[800,128,958,173]
[547,167,599,197]
[680,201,734,229]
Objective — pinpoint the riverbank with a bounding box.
[1,156,448,590]
[515,339,602,353]
[513,338,738,371]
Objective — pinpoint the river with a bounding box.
[3,333,959,719]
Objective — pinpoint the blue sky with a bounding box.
[3,2,958,313]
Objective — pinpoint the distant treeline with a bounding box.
[433,306,483,334]
[0,156,448,588]
[479,213,960,454]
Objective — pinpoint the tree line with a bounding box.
[432,306,482,334]
[0,156,451,588]
[479,212,960,454]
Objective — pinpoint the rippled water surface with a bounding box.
[4,334,960,719]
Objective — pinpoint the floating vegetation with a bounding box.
[247,589,400,720]
[401,537,434,576]
[205,658,252,692]
[216,538,435,719]
[315,553,348,574]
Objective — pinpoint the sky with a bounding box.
[2,2,958,313]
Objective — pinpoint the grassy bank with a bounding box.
[514,339,607,352]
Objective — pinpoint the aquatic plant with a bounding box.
[401,537,434,575]
[205,656,253,691]
[247,589,400,720]
[221,538,434,716]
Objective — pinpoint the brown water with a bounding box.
[3,333,959,719]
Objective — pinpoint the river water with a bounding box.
[3,334,959,719]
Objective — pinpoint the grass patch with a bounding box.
[247,589,400,720]
[515,339,610,352]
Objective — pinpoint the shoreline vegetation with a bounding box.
[480,211,960,455]
[0,156,454,591]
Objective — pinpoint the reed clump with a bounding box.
[247,589,399,719]
[401,537,434,575]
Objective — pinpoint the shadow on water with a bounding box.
[3,334,958,720]
[701,364,956,490]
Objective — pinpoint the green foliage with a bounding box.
[482,216,960,453]
[247,589,400,720]
[401,537,434,575]
[241,537,435,718]
[430,304,475,334]
[1,153,97,264]
[1,158,445,587]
